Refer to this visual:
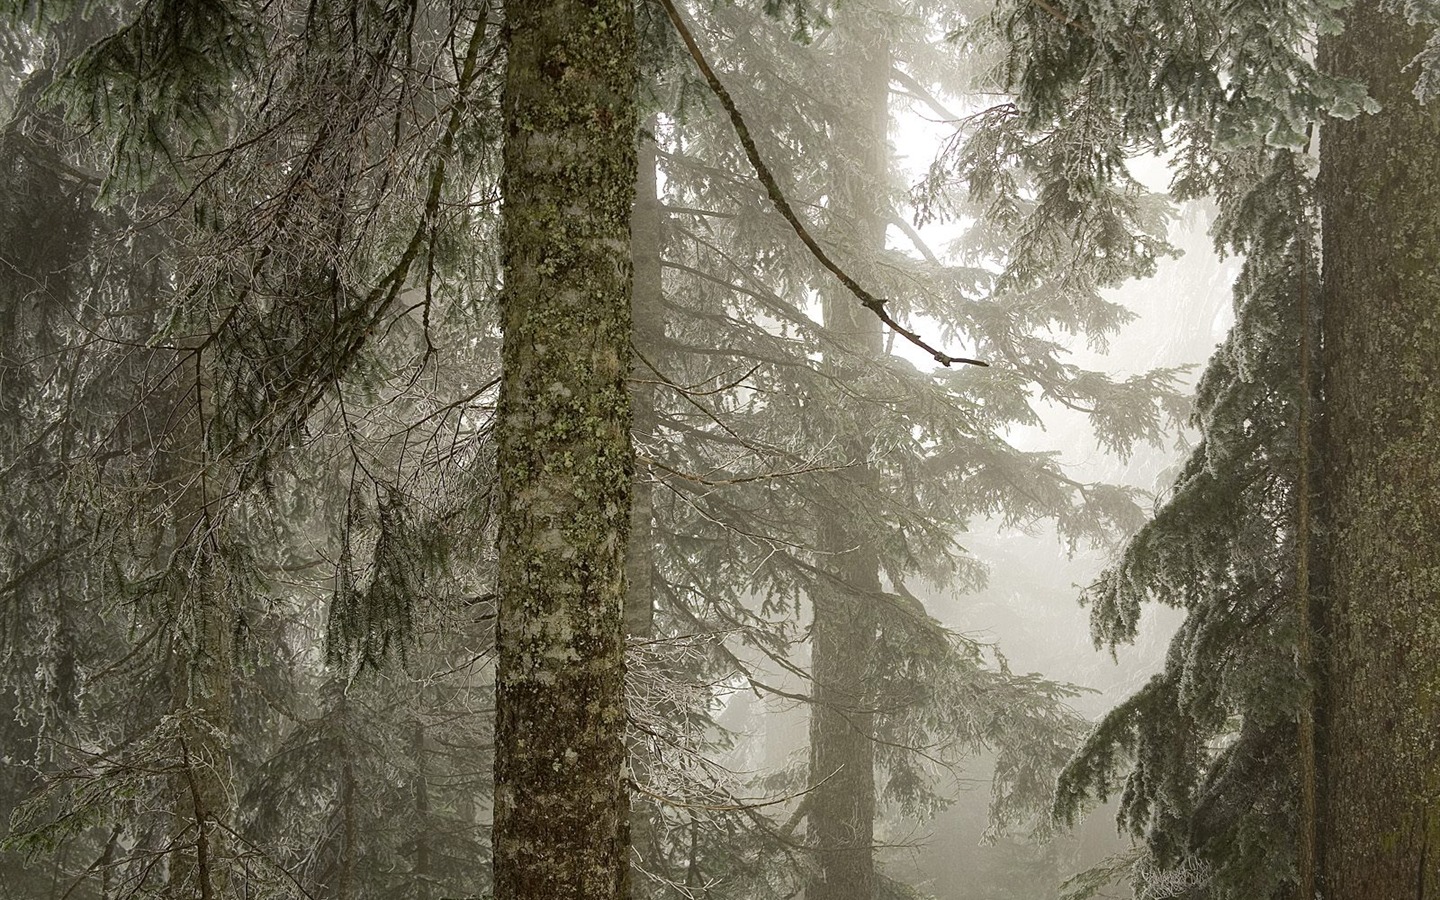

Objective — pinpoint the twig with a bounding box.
[629,765,840,813]
[655,0,987,368]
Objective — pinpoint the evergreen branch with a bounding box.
[890,214,943,266]
[631,360,761,397]
[629,766,839,813]
[890,67,962,123]
[641,453,851,487]
[208,819,320,900]
[655,0,987,368]
[1029,0,1094,35]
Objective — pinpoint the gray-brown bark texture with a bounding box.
[627,127,663,643]
[168,578,235,900]
[166,368,235,900]
[807,9,889,900]
[1318,4,1440,896]
[493,1,637,898]
[626,125,664,893]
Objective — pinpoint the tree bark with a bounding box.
[413,711,433,900]
[627,123,663,644]
[807,8,889,900]
[626,123,665,896]
[167,361,234,900]
[338,692,357,900]
[1318,4,1440,896]
[493,1,637,898]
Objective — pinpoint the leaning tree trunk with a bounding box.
[1318,3,1440,896]
[807,8,890,900]
[492,1,638,898]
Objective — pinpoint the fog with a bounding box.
[4,2,1432,900]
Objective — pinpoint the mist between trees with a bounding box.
[1,1,1437,899]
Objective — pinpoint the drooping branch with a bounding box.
[655,0,988,368]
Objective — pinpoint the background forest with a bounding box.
[2,1,1437,900]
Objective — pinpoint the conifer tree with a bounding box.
[805,6,889,898]
[626,2,1186,896]
[2,2,503,896]
[492,1,637,897]
[1316,2,1440,892]
[979,0,1440,895]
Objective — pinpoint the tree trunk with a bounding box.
[627,123,665,895]
[167,363,234,900]
[413,712,433,900]
[627,123,663,644]
[807,9,889,900]
[338,693,357,900]
[169,573,233,900]
[492,1,637,898]
[1318,4,1440,896]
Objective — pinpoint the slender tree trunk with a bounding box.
[493,1,637,897]
[413,711,433,900]
[628,123,663,643]
[626,123,665,896]
[169,576,233,900]
[338,692,357,900]
[1318,4,1440,896]
[168,361,234,900]
[807,9,889,900]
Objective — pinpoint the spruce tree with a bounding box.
[2,3,503,896]
[805,5,889,898]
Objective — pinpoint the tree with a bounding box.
[1,2,503,897]
[628,3,1185,897]
[1318,2,1440,893]
[805,5,889,898]
[986,0,1440,895]
[491,1,637,898]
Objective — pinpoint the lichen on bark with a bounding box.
[492,1,638,898]
[1318,2,1440,895]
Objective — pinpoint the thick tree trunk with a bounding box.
[807,9,889,900]
[493,2,637,898]
[1318,4,1440,897]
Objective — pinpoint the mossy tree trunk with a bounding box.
[1318,3,1440,896]
[807,9,889,900]
[493,1,638,898]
